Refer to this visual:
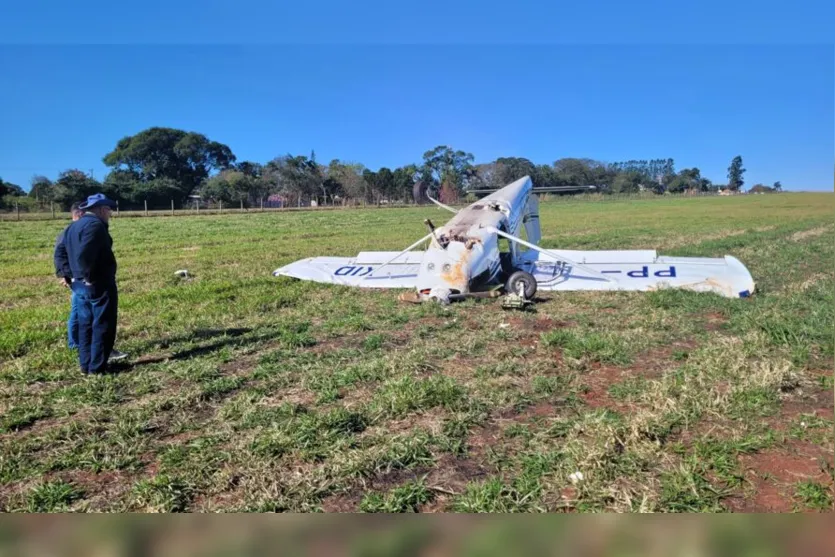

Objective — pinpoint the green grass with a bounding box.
[1,192,833,512]
[360,478,434,513]
[794,481,833,512]
[23,480,84,512]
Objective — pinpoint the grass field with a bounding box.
[1,193,832,513]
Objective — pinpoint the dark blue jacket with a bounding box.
[64,213,117,284]
[53,225,72,278]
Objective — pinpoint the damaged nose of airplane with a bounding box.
[417,242,470,296]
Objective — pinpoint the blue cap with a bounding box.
[79,193,118,210]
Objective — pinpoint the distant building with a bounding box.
[748,184,776,194]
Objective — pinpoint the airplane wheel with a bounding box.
[506,270,537,299]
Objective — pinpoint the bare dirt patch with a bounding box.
[769,369,834,432]
[724,370,834,512]
[727,440,833,512]
[578,343,691,411]
[702,312,727,332]
[256,388,317,409]
[319,491,363,512]
[464,419,503,461]
[362,409,446,440]
[59,469,135,511]
[580,364,626,410]
[218,355,262,377]
[421,454,492,512]
[318,450,492,513]
[320,465,433,513]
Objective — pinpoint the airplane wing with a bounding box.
[519,250,755,298]
[273,251,424,289]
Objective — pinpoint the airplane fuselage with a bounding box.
[414,177,533,298]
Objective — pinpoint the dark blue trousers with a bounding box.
[68,289,79,350]
[71,280,118,374]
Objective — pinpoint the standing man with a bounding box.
[64,193,126,374]
[54,202,83,349]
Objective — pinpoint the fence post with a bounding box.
[116,201,119,217]
[144,200,148,216]
[51,202,55,219]
[16,202,20,221]
[171,199,174,216]
[240,199,244,212]
[196,199,200,215]
[260,197,263,211]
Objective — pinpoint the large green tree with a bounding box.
[102,127,236,205]
[0,178,25,198]
[610,171,644,194]
[494,157,536,186]
[0,177,26,209]
[392,165,419,202]
[553,158,612,189]
[261,155,319,205]
[422,146,475,195]
[665,168,708,193]
[727,155,745,191]
[532,164,563,189]
[28,175,55,203]
[325,160,366,203]
[52,169,102,209]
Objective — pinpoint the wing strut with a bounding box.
[364,233,433,280]
[488,227,617,283]
[426,193,458,214]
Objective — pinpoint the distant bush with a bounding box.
[1,195,36,212]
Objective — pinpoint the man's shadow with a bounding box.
[109,327,260,371]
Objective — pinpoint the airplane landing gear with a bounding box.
[505,270,537,299]
[502,270,537,310]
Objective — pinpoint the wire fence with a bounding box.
[0,197,422,221]
[0,190,740,221]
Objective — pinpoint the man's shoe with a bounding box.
[108,349,128,362]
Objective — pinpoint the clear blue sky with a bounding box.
[1,4,833,191]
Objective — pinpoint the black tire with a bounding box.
[505,270,537,299]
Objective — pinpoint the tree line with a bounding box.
[1,126,776,212]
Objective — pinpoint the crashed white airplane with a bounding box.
[273,176,755,303]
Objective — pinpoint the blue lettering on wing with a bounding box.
[586,266,678,278]
[335,265,374,277]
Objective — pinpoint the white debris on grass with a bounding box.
[568,471,584,484]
